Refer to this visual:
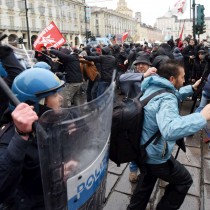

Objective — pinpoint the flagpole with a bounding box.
[178,19,182,37]
[35,50,63,65]
[24,0,31,49]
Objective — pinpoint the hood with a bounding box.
[60,48,71,55]
[157,45,174,59]
[102,46,111,55]
[141,75,182,100]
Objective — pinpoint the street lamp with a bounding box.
[24,0,30,49]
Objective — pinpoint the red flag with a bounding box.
[122,31,129,42]
[178,20,185,48]
[33,21,66,51]
[179,20,185,40]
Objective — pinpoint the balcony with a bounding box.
[0,25,20,31]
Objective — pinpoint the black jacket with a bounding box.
[192,58,206,80]
[50,50,83,83]
[0,119,44,209]
[84,54,116,82]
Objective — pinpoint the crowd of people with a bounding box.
[0,34,210,209]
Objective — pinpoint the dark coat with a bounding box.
[0,117,44,209]
[192,59,206,80]
[84,53,116,82]
[50,50,83,83]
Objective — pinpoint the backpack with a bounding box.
[109,89,170,167]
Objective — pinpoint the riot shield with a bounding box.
[36,81,115,210]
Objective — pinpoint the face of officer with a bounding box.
[136,62,150,73]
[44,92,64,110]
[170,67,185,90]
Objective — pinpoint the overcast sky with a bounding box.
[86,0,210,26]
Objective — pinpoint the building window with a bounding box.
[30,6,35,14]
[39,6,45,15]
[56,10,60,19]
[41,20,46,29]
[18,1,24,9]
[9,16,14,27]
[21,17,26,28]
[32,19,36,29]
[48,8,52,17]
[6,0,14,8]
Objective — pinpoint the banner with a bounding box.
[122,31,129,42]
[33,21,66,50]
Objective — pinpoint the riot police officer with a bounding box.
[0,68,64,209]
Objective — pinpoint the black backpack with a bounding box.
[110,89,170,167]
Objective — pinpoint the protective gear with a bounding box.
[11,67,65,112]
[34,61,51,70]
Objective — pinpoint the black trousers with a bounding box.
[127,157,193,210]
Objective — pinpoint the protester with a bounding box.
[127,59,210,210]
[152,43,174,70]
[81,46,116,97]
[35,46,52,66]
[79,52,100,102]
[119,53,156,99]
[49,48,83,107]
[0,68,66,209]
[182,38,197,85]
[192,49,206,82]
[119,54,156,183]
[195,73,210,113]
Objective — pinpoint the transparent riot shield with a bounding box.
[36,81,115,210]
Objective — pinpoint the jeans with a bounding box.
[97,81,110,97]
[86,80,98,102]
[195,90,210,113]
[127,157,193,210]
[129,161,138,172]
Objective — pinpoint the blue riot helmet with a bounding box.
[34,61,51,70]
[11,67,65,112]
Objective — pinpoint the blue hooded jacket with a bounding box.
[140,75,206,164]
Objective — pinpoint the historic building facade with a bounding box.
[0,0,86,49]
[156,14,210,41]
[0,0,168,49]
[90,6,138,41]
[90,0,163,43]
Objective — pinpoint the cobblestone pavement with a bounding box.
[103,100,210,210]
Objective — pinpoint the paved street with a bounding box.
[103,100,210,210]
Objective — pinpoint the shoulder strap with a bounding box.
[144,130,161,148]
[141,89,174,147]
[140,89,174,106]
